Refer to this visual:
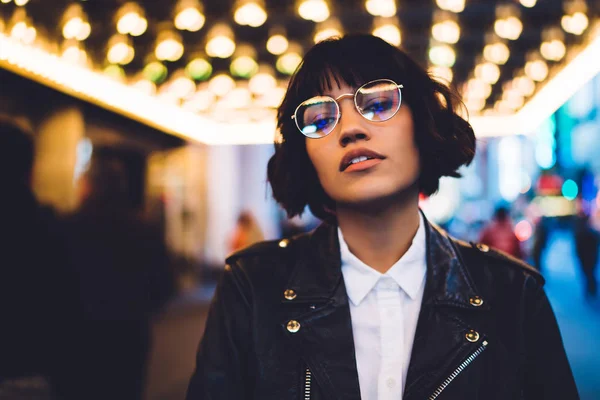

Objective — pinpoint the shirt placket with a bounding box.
[376,277,405,400]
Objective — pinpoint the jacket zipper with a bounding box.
[428,340,489,400]
[304,367,312,399]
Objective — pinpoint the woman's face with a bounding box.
[304,80,420,208]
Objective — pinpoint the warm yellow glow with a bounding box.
[267,34,289,55]
[365,0,396,17]
[429,44,455,67]
[206,36,236,58]
[436,0,465,13]
[249,70,277,95]
[169,76,196,99]
[483,42,510,64]
[475,62,500,84]
[175,7,205,32]
[429,66,453,83]
[373,24,401,46]
[223,87,253,109]
[184,90,216,112]
[503,89,525,110]
[1,0,12,4]
[562,12,588,35]
[15,0,28,5]
[107,36,135,65]
[495,16,523,40]
[156,36,184,62]
[276,52,303,75]
[117,11,147,36]
[11,22,36,45]
[519,0,537,7]
[465,97,486,113]
[540,39,566,61]
[208,74,236,97]
[61,44,87,65]
[525,59,548,81]
[466,78,492,100]
[314,27,342,43]
[63,18,91,41]
[234,2,268,27]
[230,55,259,78]
[298,0,330,23]
[133,79,156,96]
[513,76,535,96]
[432,20,460,44]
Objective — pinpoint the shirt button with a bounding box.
[386,378,396,388]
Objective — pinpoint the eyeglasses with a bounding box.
[291,79,403,139]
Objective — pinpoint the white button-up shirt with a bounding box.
[339,214,427,400]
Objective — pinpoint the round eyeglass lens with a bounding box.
[294,96,339,138]
[355,80,401,122]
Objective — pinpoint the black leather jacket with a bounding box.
[187,217,579,399]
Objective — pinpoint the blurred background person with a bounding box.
[0,119,82,399]
[574,210,599,298]
[228,210,264,253]
[62,156,174,400]
[479,205,524,259]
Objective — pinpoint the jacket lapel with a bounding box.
[403,219,490,400]
[281,223,362,400]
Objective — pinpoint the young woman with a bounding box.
[186,35,578,400]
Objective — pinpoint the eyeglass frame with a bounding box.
[290,79,404,138]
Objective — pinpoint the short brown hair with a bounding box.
[268,34,476,221]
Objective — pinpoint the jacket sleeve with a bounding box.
[522,277,579,399]
[186,262,254,399]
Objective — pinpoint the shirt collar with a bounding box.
[339,212,427,306]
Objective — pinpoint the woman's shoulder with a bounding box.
[451,236,544,289]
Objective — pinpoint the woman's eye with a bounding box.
[363,98,393,113]
[309,115,336,129]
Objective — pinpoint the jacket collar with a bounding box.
[282,212,488,400]
[284,211,482,308]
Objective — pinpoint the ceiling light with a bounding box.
[373,18,401,46]
[541,40,566,61]
[169,73,197,99]
[14,0,28,5]
[298,0,330,23]
[267,33,289,55]
[143,61,168,84]
[186,57,212,81]
[465,78,492,99]
[155,31,184,62]
[107,34,135,65]
[230,44,259,78]
[483,39,510,65]
[475,61,500,84]
[519,0,537,7]
[276,43,303,75]
[174,0,205,32]
[465,97,486,112]
[183,89,216,113]
[249,65,277,95]
[116,3,148,36]
[429,65,453,83]
[428,43,456,67]
[132,79,156,96]
[494,4,522,40]
[436,0,465,13]
[206,24,236,58]
[365,0,397,17]
[314,18,343,43]
[11,21,36,45]
[234,0,267,27]
[562,12,588,35]
[61,41,87,65]
[209,74,236,97]
[513,75,535,96]
[525,55,549,81]
[432,17,460,44]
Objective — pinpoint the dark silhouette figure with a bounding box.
[62,157,173,400]
[0,120,82,399]
[574,211,599,298]
[480,206,523,259]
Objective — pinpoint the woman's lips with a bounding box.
[343,158,383,172]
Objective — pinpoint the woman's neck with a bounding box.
[336,193,421,274]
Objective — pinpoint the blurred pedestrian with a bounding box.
[479,206,523,259]
[62,156,174,400]
[0,119,82,399]
[574,211,599,298]
[228,210,264,253]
